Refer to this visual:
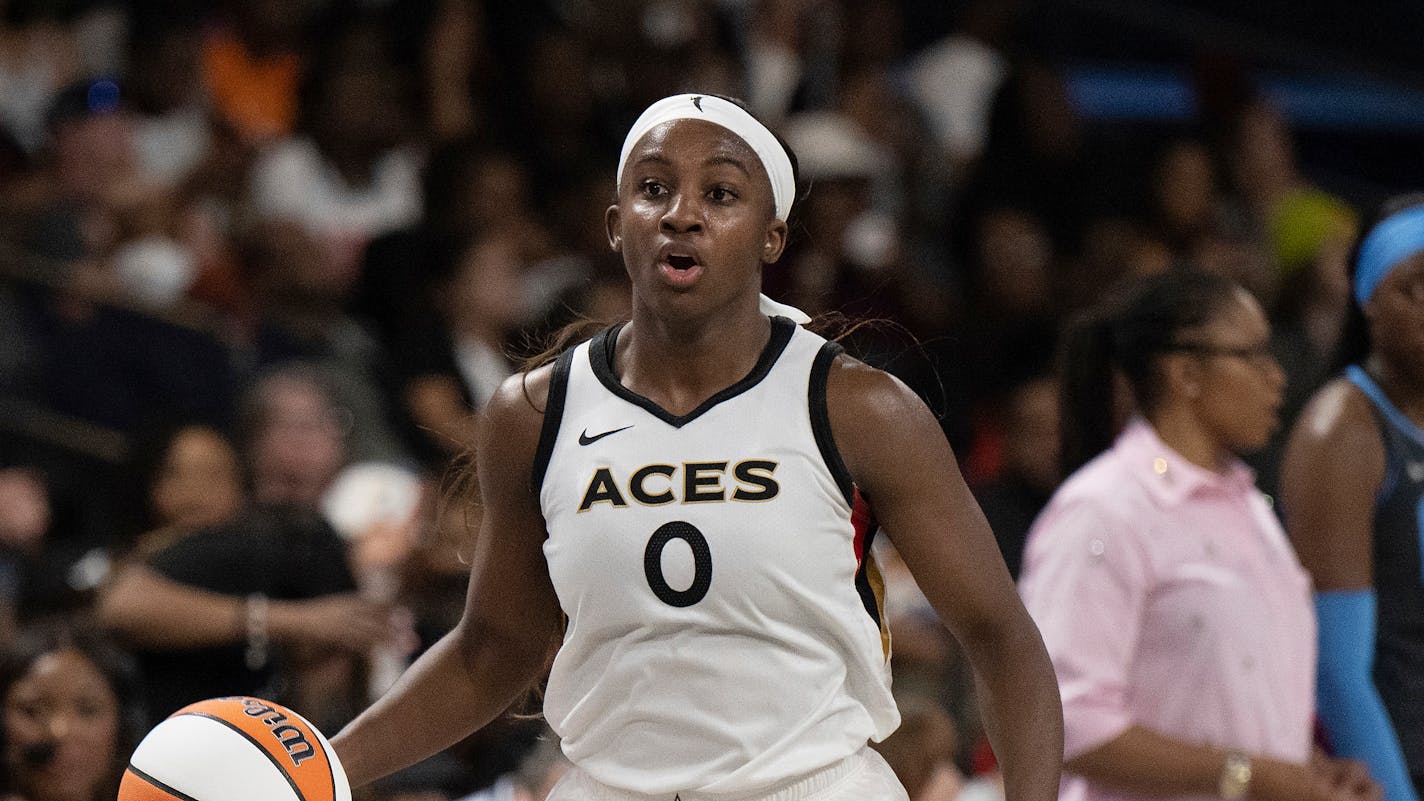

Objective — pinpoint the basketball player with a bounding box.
[1282,194,1424,801]
[331,93,1062,800]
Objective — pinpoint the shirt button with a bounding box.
[1153,457,1169,476]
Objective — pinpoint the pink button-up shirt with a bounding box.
[1019,419,1316,801]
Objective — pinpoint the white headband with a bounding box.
[616,94,809,325]
[616,93,796,222]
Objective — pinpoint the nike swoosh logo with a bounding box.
[578,425,633,446]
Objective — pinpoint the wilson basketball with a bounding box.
[117,696,351,801]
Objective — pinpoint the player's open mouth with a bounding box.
[657,246,704,288]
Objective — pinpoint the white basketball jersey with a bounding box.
[534,317,899,797]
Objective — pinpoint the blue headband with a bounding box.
[1355,205,1424,306]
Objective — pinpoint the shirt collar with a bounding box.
[1114,417,1257,506]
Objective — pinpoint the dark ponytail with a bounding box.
[1058,308,1120,476]
[1057,269,1243,475]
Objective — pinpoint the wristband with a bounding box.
[244,593,269,671]
[1218,750,1252,800]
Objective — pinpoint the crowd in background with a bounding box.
[0,0,1410,800]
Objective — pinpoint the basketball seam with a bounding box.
[283,711,337,801]
[179,711,311,801]
[126,765,203,801]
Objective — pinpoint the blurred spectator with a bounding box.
[354,140,554,356]
[0,622,144,801]
[389,232,529,463]
[21,77,141,276]
[236,362,421,597]
[124,17,208,192]
[125,423,244,557]
[1212,98,1360,492]
[956,60,1111,262]
[0,2,81,154]
[1221,97,1357,299]
[238,362,423,701]
[1142,136,1269,287]
[775,109,945,330]
[99,363,412,727]
[0,468,50,645]
[422,0,496,142]
[0,462,117,646]
[236,224,407,470]
[503,25,619,196]
[907,0,1021,176]
[742,0,844,123]
[97,503,387,731]
[13,73,212,309]
[248,16,421,282]
[971,372,1060,579]
[837,65,947,267]
[951,207,1060,454]
[239,363,364,507]
[1228,99,1347,266]
[199,0,311,144]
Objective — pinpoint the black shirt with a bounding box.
[139,505,357,721]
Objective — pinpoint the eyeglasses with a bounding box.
[1164,341,1277,369]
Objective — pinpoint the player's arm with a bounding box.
[331,369,564,788]
[825,355,1062,801]
[1281,379,1418,801]
[98,563,389,653]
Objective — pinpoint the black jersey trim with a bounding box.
[531,347,576,493]
[853,510,884,630]
[809,341,855,506]
[125,766,202,801]
[588,316,797,428]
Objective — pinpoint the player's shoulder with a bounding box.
[821,350,925,420]
[482,362,560,449]
[820,350,948,481]
[1289,375,1379,454]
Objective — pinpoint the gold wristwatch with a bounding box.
[1218,750,1253,800]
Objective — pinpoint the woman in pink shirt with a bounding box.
[1019,270,1378,801]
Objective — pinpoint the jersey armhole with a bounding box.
[809,341,856,507]
[1345,367,1402,504]
[530,347,576,494]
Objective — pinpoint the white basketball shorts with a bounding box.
[544,746,909,801]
